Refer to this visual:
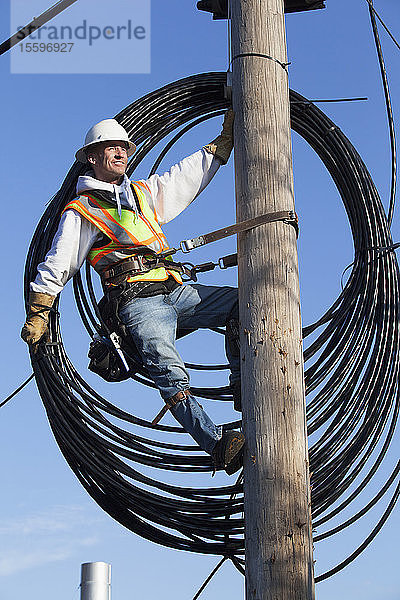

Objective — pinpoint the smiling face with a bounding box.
[86,141,129,184]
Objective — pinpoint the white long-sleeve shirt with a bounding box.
[31,149,220,296]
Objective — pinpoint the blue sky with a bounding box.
[0,0,399,599]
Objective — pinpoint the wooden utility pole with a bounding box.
[230,1,315,598]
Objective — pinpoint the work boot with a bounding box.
[212,431,245,475]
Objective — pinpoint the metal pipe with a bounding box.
[80,562,111,600]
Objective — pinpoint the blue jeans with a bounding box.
[119,284,239,453]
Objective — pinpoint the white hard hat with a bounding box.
[75,118,136,163]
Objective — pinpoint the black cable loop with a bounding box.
[367,2,397,227]
[23,73,400,577]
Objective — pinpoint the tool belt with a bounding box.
[88,266,182,384]
[101,252,191,287]
[88,334,134,383]
[87,290,142,383]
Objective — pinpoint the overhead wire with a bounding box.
[192,556,228,600]
[364,0,400,52]
[367,0,397,227]
[291,97,368,104]
[0,372,34,409]
[0,0,79,56]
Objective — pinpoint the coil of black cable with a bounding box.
[23,72,400,577]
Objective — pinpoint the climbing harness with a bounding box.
[101,253,193,286]
[87,208,298,386]
[102,208,298,282]
[64,186,184,285]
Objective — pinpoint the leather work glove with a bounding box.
[204,108,234,165]
[21,291,56,349]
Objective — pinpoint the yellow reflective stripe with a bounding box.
[86,195,142,245]
[89,244,115,267]
[127,267,182,284]
[138,212,167,249]
[65,188,182,283]
[135,180,158,219]
[132,186,168,250]
[133,183,161,225]
[63,200,121,244]
[167,270,183,283]
[86,193,160,247]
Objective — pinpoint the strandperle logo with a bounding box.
[16,19,147,46]
[10,0,150,74]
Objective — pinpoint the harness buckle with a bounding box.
[135,254,149,271]
[180,239,195,253]
[283,210,299,237]
[180,236,205,253]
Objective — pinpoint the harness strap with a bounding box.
[102,254,191,285]
[152,389,191,426]
[180,209,298,252]
[101,210,298,283]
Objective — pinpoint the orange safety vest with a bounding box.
[62,181,183,284]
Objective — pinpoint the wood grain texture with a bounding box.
[231,1,315,598]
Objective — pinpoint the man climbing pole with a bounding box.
[21,112,244,474]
